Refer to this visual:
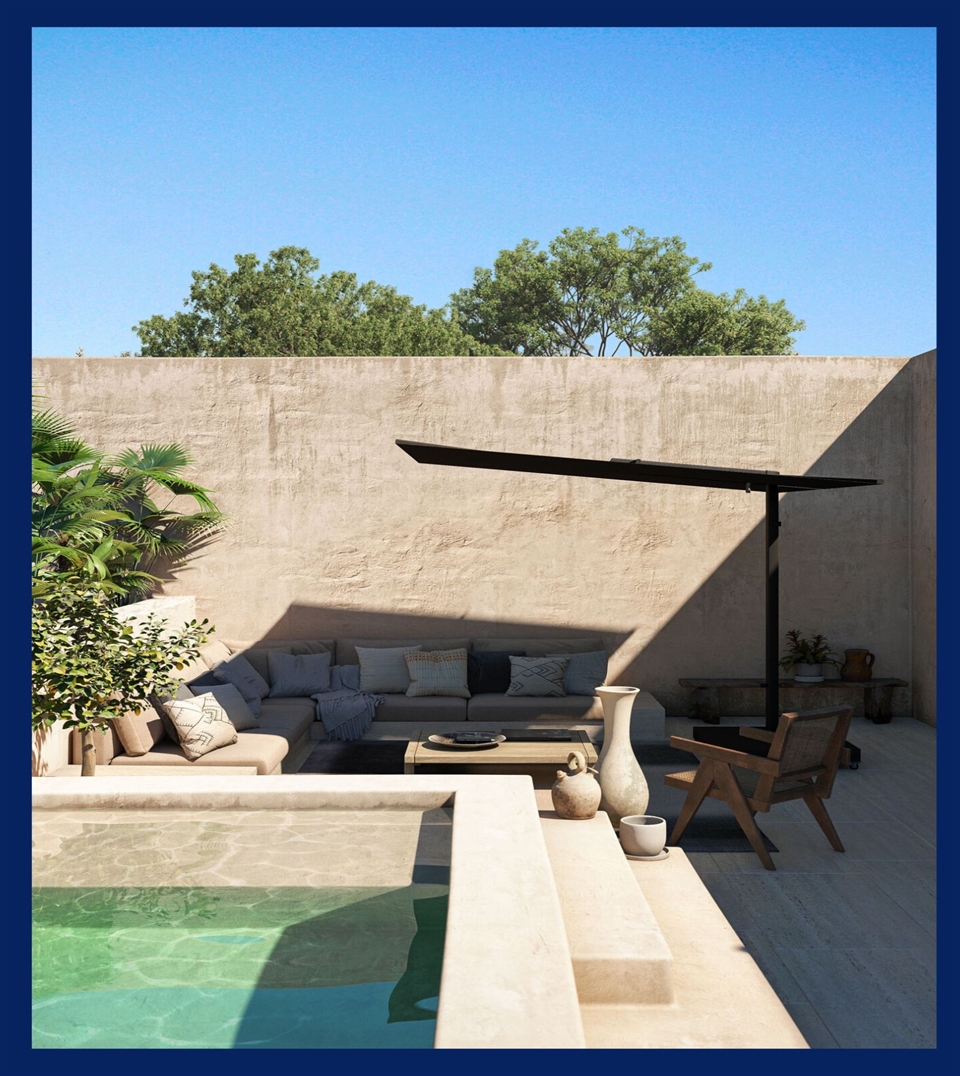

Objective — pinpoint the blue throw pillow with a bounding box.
[546,651,608,695]
[467,651,526,694]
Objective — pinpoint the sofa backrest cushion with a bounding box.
[267,649,332,697]
[199,639,233,668]
[336,638,471,665]
[112,707,167,757]
[227,640,335,684]
[471,636,604,656]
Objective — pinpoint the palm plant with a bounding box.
[32,402,226,600]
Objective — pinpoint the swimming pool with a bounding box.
[31,774,587,1048]
[32,805,451,1049]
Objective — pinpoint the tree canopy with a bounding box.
[133,246,507,357]
[132,233,804,358]
[449,227,805,356]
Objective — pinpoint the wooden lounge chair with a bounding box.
[664,706,853,870]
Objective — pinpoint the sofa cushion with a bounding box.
[190,682,261,730]
[110,734,288,775]
[267,650,332,696]
[161,695,240,760]
[466,650,526,694]
[372,695,469,722]
[546,651,609,696]
[238,641,335,684]
[466,693,604,722]
[111,708,167,757]
[471,636,604,656]
[199,639,233,668]
[257,697,318,741]
[336,638,471,665]
[506,656,570,697]
[356,645,422,693]
[211,653,270,715]
[405,648,471,698]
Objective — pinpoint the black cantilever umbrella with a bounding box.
[396,439,881,736]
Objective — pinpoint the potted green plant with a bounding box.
[32,569,213,775]
[779,629,841,683]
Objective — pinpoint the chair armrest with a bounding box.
[668,735,780,774]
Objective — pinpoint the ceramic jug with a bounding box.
[551,751,602,819]
[841,648,875,682]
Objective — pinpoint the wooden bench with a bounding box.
[678,677,908,725]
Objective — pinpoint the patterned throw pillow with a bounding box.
[546,651,609,695]
[505,655,570,697]
[467,651,526,694]
[405,649,471,698]
[211,654,270,716]
[267,650,332,697]
[355,645,423,693]
[161,695,239,760]
[189,682,260,730]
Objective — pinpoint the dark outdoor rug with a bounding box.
[298,741,409,774]
[297,740,776,853]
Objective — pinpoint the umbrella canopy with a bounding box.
[396,439,881,729]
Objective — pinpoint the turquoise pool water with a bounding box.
[33,884,448,1049]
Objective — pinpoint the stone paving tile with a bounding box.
[722,871,933,952]
[781,1002,840,1049]
[782,945,937,1049]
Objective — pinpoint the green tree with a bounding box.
[32,572,212,774]
[133,246,509,357]
[450,226,805,356]
[32,403,226,600]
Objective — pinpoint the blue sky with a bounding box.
[32,25,936,358]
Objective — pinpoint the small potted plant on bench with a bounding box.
[779,629,842,683]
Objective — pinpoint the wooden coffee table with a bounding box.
[403,729,598,786]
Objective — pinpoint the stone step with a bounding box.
[539,806,674,1004]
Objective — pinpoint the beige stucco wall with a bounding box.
[32,353,935,721]
[910,350,936,725]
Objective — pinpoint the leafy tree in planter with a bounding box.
[31,572,213,774]
[32,403,226,600]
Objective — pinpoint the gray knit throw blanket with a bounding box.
[311,688,385,741]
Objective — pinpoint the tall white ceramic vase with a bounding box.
[595,686,649,829]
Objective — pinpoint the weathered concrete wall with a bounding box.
[32,353,935,721]
[910,350,936,726]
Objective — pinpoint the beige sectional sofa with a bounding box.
[72,634,608,773]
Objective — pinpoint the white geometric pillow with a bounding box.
[189,682,260,730]
[405,649,471,698]
[505,655,570,697]
[161,695,240,760]
[356,645,422,693]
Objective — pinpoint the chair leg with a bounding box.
[713,764,776,870]
[669,762,715,844]
[805,794,845,852]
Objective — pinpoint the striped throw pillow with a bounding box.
[405,648,471,698]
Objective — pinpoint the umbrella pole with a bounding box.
[766,485,780,731]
